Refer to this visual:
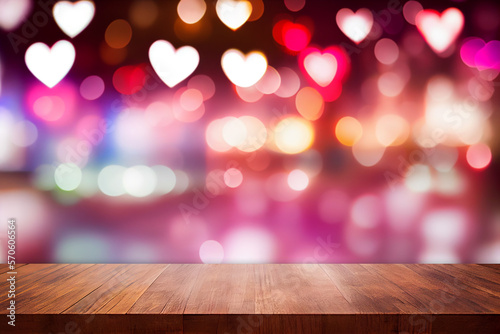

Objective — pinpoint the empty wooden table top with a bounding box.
[1,264,499,333]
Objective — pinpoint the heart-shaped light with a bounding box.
[336,8,373,44]
[25,40,75,88]
[304,53,337,87]
[416,8,464,54]
[53,0,95,38]
[298,46,350,102]
[221,49,267,87]
[282,21,311,52]
[0,0,31,31]
[216,0,252,30]
[149,40,199,88]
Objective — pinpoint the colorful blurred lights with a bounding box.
[255,66,281,95]
[33,95,65,121]
[11,120,38,147]
[287,169,309,191]
[283,24,311,51]
[236,116,267,152]
[223,117,247,147]
[123,165,157,197]
[378,72,404,97]
[97,165,127,197]
[54,163,82,191]
[224,168,243,188]
[223,227,275,263]
[105,19,133,49]
[374,38,400,65]
[335,117,362,146]
[375,114,410,147]
[151,165,176,195]
[351,194,382,228]
[405,164,432,193]
[466,143,492,169]
[199,240,224,263]
[112,65,146,95]
[80,75,105,100]
[295,87,324,121]
[178,0,207,24]
[274,117,314,154]
[284,0,305,12]
[179,88,204,111]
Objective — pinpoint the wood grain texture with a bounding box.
[255,264,354,314]
[0,264,499,333]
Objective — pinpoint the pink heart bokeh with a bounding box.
[298,46,350,102]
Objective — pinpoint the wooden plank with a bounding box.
[185,264,255,314]
[16,264,124,314]
[321,264,423,314]
[431,315,500,334]
[406,264,500,313]
[0,263,76,305]
[0,263,498,333]
[96,264,168,314]
[0,263,61,293]
[63,264,168,314]
[255,264,354,314]
[128,264,202,314]
[478,264,500,272]
[364,263,485,314]
[0,314,183,334]
[0,314,497,334]
[0,263,27,274]
[0,264,84,312]
[430,264,500,298]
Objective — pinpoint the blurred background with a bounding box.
[0,0,499,264]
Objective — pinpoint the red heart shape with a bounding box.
[273,19,311,52]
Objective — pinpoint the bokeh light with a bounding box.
[123,165,157,197]
[403,1,423,25]
[284,0,305,12]
[178,0,206,24]
[335,116,362,146]
[224,227,275,263]
[199,240,224,263]
[98,165,127,197]
[55,163,82,191]
[295,87,324,121]
[129,0,158,28]
[224,168,243,188]
[105,19,133,49]
[466,143,492,169]
[275,67,301,98]
[274,117,314,154]
[287,169,309,191]
[80,75,105,100]
[255,66,281,94]
[1,0,499,265]
[374,38,399,65]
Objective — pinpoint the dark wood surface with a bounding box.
[1,264,499,333]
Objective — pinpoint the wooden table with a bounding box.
[1,264,499,333]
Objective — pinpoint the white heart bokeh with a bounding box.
[149,40,200,88]
[25,40,76,88]
[221,49,267,87]
[416,8,464,54]
[336,8,373,44]
[215,0,252,30]
[304,52,338,87]
[53,0,95,38]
